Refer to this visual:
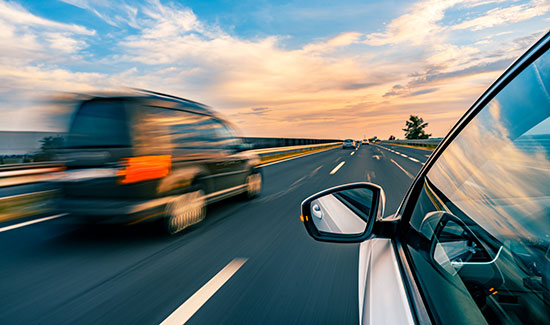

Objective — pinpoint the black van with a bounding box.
[54,91,262,234]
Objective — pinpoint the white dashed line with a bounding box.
[0,213,67,233]
[425,155,431,158]
[408,157,420,163]
[330,161,346,175]
[350,152,355,156]
[161,258,248,325]
[400,154,408,158]
[390,159,414,179]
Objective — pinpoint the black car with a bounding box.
[54,91,262,234]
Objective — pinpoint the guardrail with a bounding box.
[0,162,65,188]
[252,142,341,165]
[379,138,443,149]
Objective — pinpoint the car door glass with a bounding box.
[406,47,550,324]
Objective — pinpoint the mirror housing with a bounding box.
[300,182,386,243]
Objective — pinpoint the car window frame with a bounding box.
[389,31,550,323]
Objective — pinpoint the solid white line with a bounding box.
[0,213,67,233]
[390,159,414,179]
[350,152,355,156]
[161,258,248,325]
[330,161,346,175]
[408,157,421,163]
[259,147,336,167]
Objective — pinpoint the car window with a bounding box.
[67,100,130,148]
[133,105,224,152]
[405,47,550,323]
[214,122,241,149]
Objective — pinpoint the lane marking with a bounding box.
[0,213,67,233]
[425,155,431,158]
[161,258,248,325]
[408,157,421,163]
[372,155,380,160]
[390,159,414,179]
[350,152,355,156]
[312,165,323,175]
[330,161,346,175]
[400,154,408,158]
[290,176,307,187]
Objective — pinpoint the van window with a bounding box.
[67,100,130,148]
[405,47,550,323]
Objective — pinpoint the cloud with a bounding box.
[452,0,550,31]
[0,1,94,35]
[0,0,548,140]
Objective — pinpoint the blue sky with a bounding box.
[1,0,549,138]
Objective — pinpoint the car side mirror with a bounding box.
[300,182,385,243]
[423,211,503,288]
[230,142,252,152]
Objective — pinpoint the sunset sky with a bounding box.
[1,0,549,139]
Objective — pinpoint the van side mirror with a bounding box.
[300,182,385,243]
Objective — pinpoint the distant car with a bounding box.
[300,32,550,323]
[362,139,369,145]
[54,91,262,235]
[342,139,355,149]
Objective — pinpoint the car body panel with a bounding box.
[358,239,415,325]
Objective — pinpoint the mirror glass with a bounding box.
[309,187,373,235]
[433,220,493,275]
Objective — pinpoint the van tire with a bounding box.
[242,171,262,200]
[164,186,206,235]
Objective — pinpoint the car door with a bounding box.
[396,34,550,324]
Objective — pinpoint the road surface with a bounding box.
[0,143,432,324]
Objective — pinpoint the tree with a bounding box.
[402,115,431,139]
[34,136,64,161]
[388,135,396,140]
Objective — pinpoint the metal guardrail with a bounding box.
[0,143,341,189]
[379,138,443,148]
[0,162,65,188]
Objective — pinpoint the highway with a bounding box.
[0,143,432,324]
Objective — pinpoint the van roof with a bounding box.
[82,89,216,117]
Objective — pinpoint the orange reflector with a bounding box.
[305,215,309,221]
[492,291,498,295]
[300,215,304,222]
[489,288,494,292]
[118,155,171,184]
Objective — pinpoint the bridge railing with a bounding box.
[378,138,443,148]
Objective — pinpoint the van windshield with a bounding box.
[67,100,131,148]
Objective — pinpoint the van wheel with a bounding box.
[165,188,206,235]
[244,172,262,199]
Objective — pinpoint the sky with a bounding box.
[0,0,549,139]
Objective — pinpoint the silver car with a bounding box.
[342,139,355,149]
[301,31,550,324]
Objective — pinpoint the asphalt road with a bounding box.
[0,143,432,324]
